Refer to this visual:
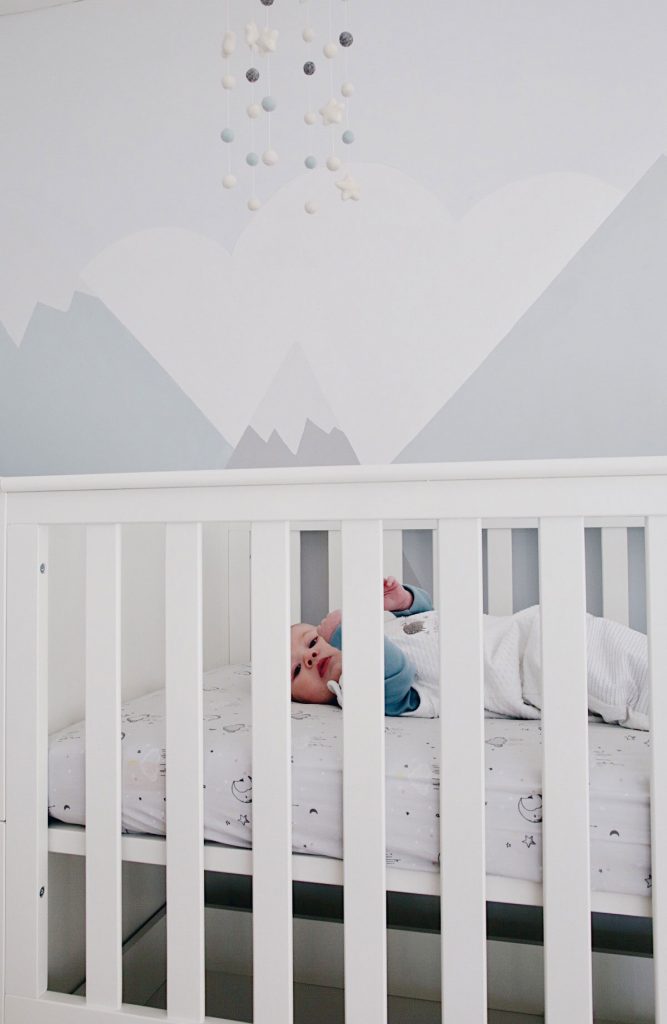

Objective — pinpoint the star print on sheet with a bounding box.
[336,175,361,201]
[319,98,345,125]
[522,835,536,849]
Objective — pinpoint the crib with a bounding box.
[1,456,667,1024]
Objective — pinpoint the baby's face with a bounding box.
[290,624,342,704]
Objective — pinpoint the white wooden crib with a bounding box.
[1,456,667,1024]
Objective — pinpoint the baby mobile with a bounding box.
[220,0,360,214]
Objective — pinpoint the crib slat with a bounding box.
[251,522,293,1024]
[202,523,230,668]
[0,492,6,821]
[291,529,302,624]
[437,519,487,1022]
[341,520,387,1024]
[539,517,592,1021]
[85,525,122,1008]
[601,526,630,625]
[5,525,49,999]
[229,527,251,663]
[486,527,513,616]
[328,529,342,611]
[165,523,205,1022]
[646,516,667,1023]
[383,528,403,582]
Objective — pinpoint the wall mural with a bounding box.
[1,0,666,474]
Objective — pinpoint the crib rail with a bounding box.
[2,457,667,1024]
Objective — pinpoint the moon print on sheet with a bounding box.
[518,794,542,823]
[232,775,253,803]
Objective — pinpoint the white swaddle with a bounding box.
[383,606,650,727]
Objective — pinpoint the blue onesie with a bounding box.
[328,585,434,716]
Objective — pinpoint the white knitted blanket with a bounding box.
[383,606,649,728]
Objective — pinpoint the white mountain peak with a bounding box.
[249,343,338,453]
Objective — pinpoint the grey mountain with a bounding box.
[0,292,232,476]
[396,155,667,463]
[228,420,359,469]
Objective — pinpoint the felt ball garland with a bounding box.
[220,0,360,213]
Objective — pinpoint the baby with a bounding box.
[290,576,434,716]
[291,582,653,728]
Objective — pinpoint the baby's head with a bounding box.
[290,623,342,704]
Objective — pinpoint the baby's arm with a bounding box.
[384,577,434,615]
[318,609,342,642]
[319,581,433,640]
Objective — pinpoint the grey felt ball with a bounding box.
[304,155,317,169]
[246,152,260,166]
[221,128,235,143]
[342,129,355,144]
[339,31,353,47]
[261,95,276,112]
[303,61,316,75]
[260,0,274,5]
[246,67,260,83]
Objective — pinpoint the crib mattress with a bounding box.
[48,664,652,897]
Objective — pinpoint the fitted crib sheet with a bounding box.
[48,664,653,897]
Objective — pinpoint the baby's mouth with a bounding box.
[318,656,330,679]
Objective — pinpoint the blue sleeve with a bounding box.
[329,625,420,716]
[392,585,433,616]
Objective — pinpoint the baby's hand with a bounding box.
[318,609,342,642]
[383,576,413,612]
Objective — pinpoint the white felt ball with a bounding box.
[222,75,236,90]
[304,110,317,125]
[222,174,237,189]
[323,42,338,58]
[262,148,279,166]
[248,198,261,212]
[326,155,341,171]
[341,81,354,97]
[222,31,236,57]
[247,103,263,119]
[305,200,318,215]
[302,26,315,43]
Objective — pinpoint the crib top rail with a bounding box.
[3,454,667,493]
[2,456,667,525]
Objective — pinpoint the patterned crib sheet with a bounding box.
[48,664,652,896]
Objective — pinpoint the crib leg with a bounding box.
[5,526,49,1002]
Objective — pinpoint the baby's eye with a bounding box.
[308,638,317,648]
[293,665,301,680]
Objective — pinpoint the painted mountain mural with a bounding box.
[396,156,667,464]
[228,343,359,468]
[0,293,232,475]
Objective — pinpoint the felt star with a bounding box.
[319,97,345,125]
[336,175,361,201]
[246,21,278,55]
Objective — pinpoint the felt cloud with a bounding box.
[246,21,278,55]
[319,98,345,126]
[336,175,361,201]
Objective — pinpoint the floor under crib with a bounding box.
[143,974,626,1023]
